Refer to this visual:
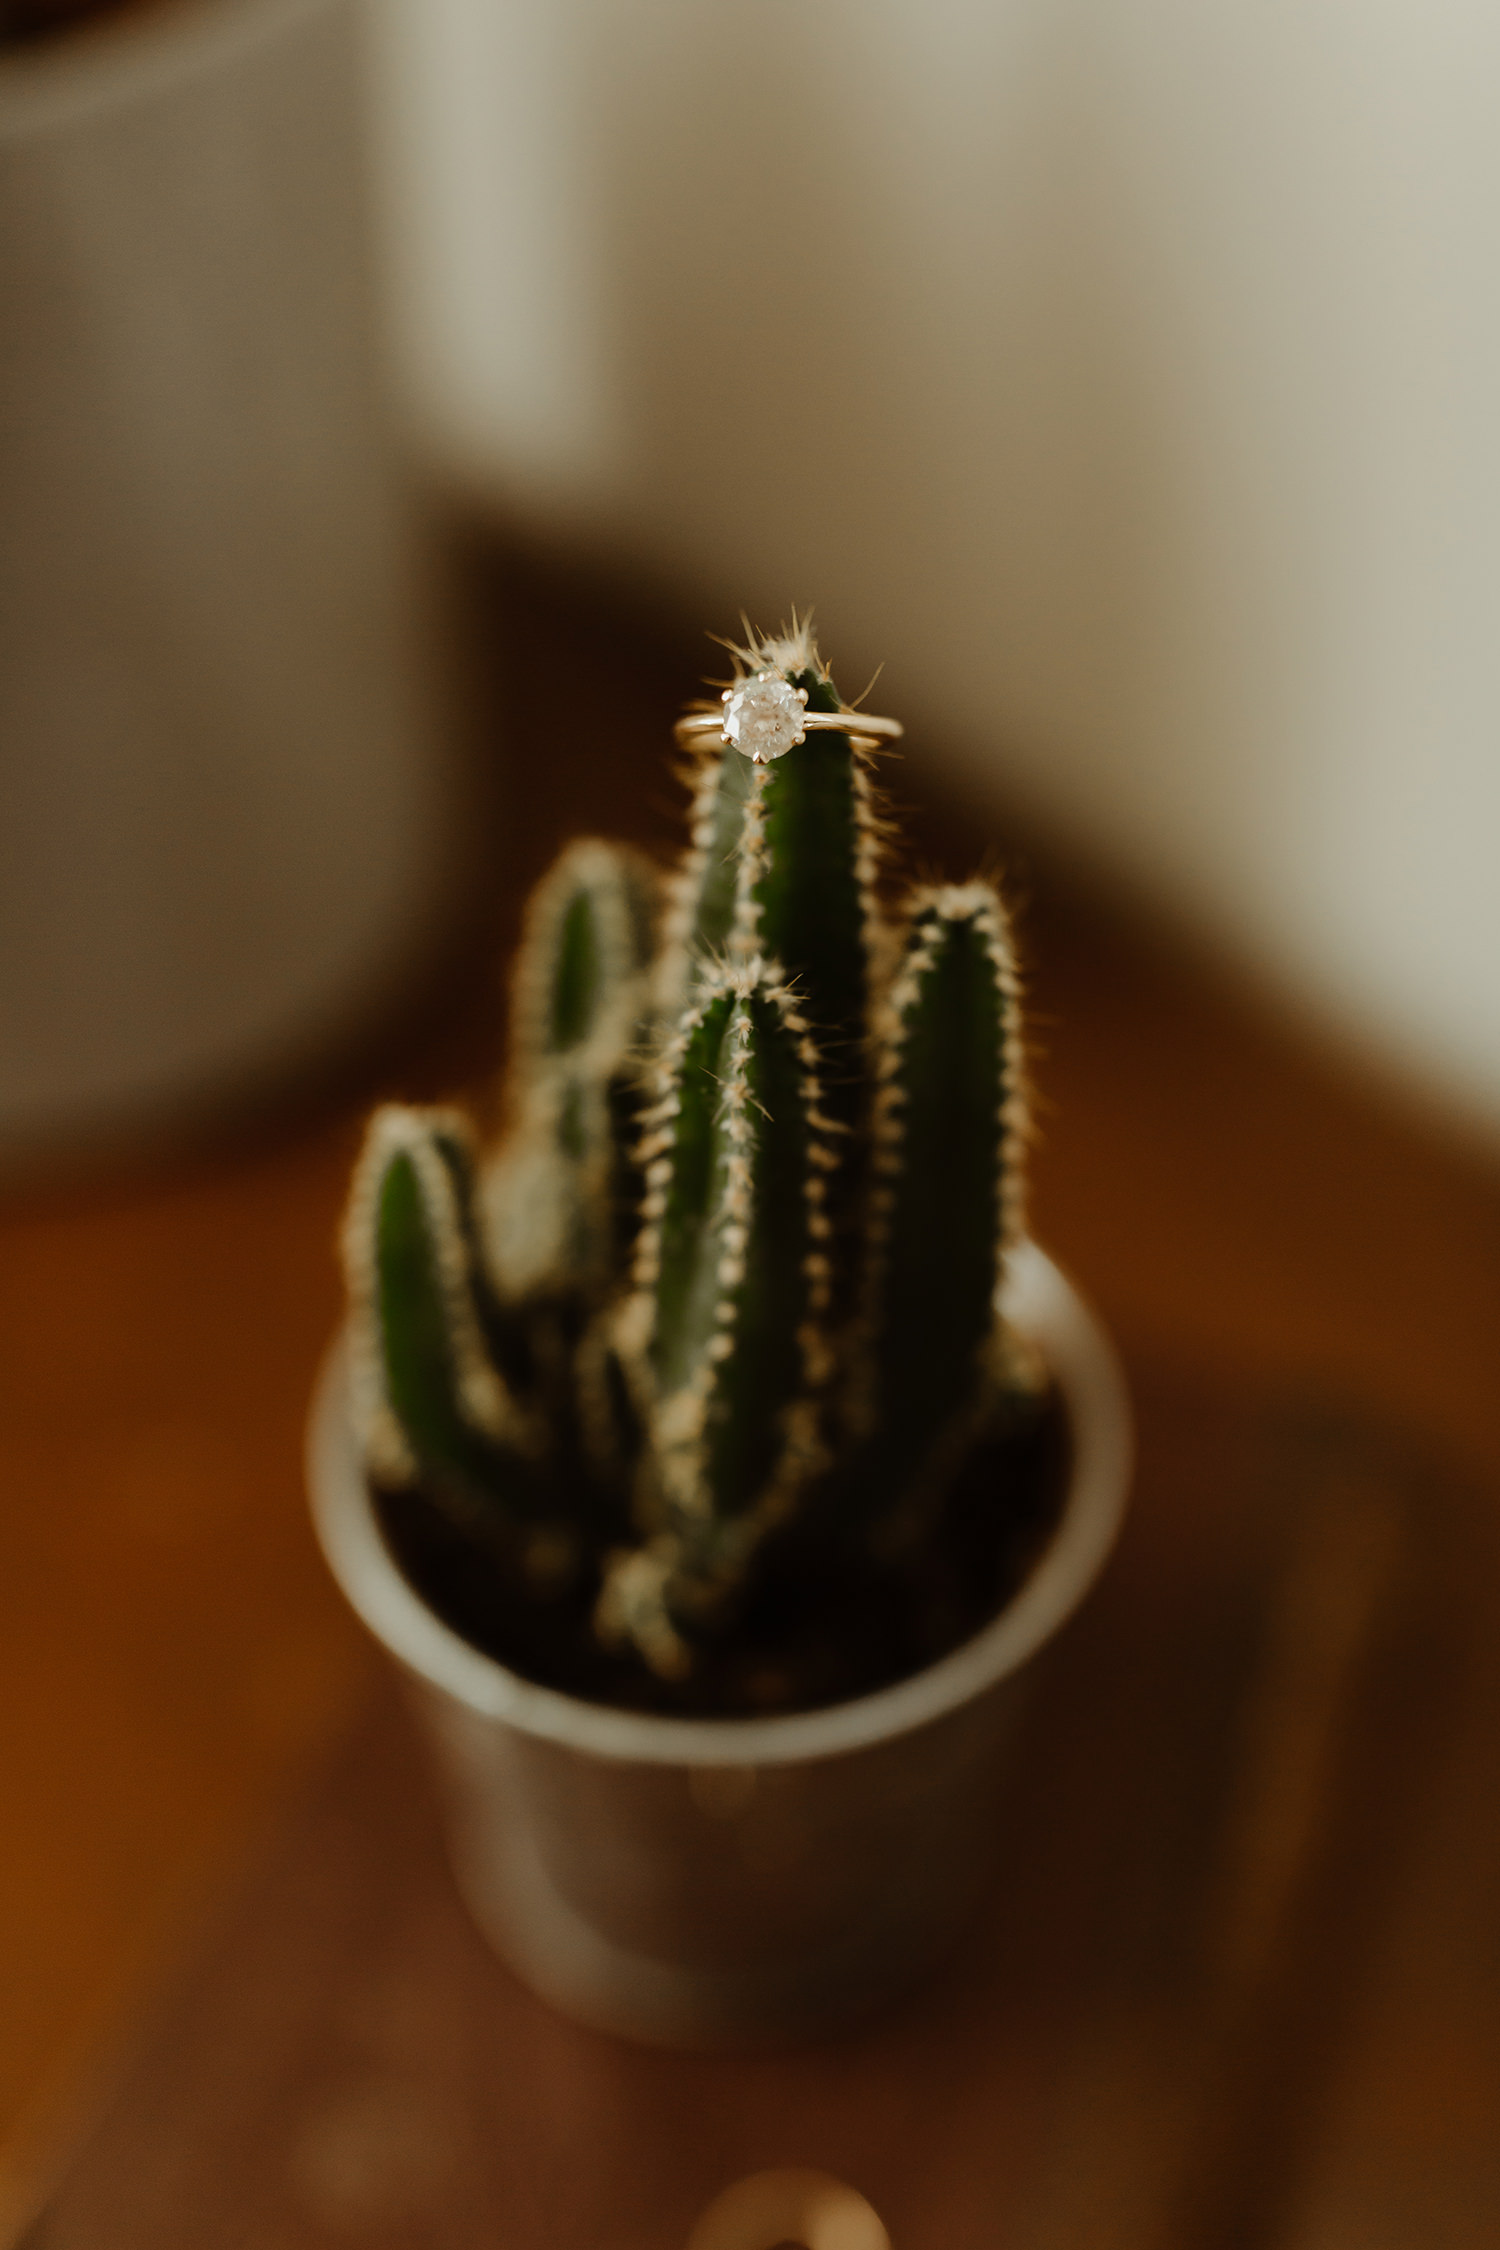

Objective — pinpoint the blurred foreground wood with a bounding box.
[16,1372,1497,2250]
[2,533,1499,2241]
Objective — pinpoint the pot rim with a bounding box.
[308,1239,1131,1768]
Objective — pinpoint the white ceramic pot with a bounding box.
[308,1241,1132,2048]
[0,0,449,1160]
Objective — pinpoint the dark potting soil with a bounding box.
[373,1386,1070,1720]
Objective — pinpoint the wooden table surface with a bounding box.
[3,537,1499,2240]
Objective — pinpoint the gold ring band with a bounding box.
[673,709,903,746]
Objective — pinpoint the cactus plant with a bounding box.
[342,621,1059,1707]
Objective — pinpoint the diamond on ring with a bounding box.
[721,673,809,762]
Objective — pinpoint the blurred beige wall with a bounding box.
[372,0,1500,1135]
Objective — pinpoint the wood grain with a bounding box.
[17,1369,1490,2250]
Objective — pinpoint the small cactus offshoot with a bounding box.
[343,621,1049,1695]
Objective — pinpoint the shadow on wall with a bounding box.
[377,0,1500,1141]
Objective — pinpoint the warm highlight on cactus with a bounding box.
[343,622,1037,1684]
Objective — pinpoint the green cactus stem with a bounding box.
[662,624,887,1066]
[660,623,891,1324]
[730,635,885,1134]
[483,838,658,1300]
[599,961,838,1674]
[857,881,1028,1542]
[658,737,758,1003]
[343,1106,573,1584]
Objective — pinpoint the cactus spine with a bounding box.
[344,622,1033,1686]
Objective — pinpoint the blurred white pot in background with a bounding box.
[0,0,450,1160]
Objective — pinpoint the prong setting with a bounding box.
[721,672,810,762]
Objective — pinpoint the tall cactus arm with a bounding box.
[656,742,757,1008]
[857,881,1027,1535]
[732,666,885,1135]
[635,985,737,1399]
[643,969,835,1519]
[508,836,658,1072]
[344,1107,567,1572]
[484,838,660,1299]
[602,964,839,1673]
[657,611,838,997]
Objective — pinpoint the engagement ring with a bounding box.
[674,672,903,763]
